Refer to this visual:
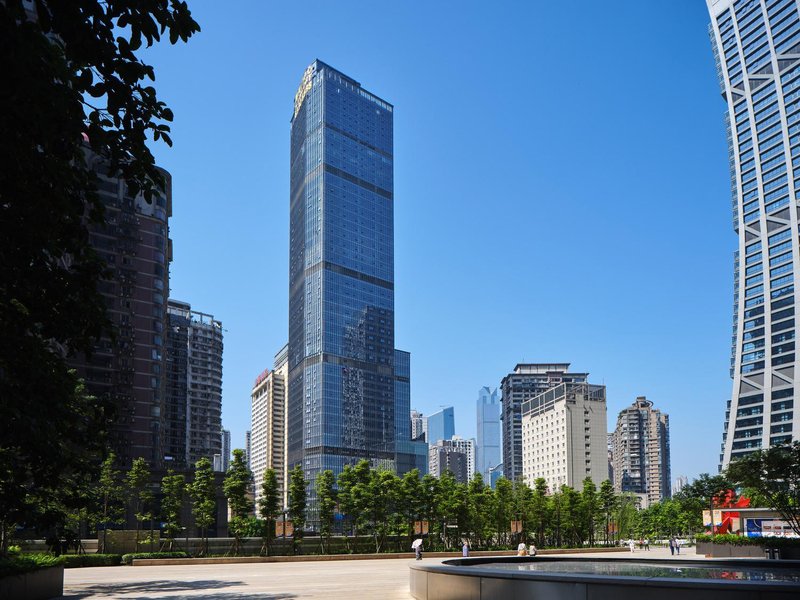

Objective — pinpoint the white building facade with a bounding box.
[521,381,608,492]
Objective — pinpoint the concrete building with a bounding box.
[410,410,426,442]
[222,428,231,472]
[451,436,477,481]
[706,0,800,468]
[674,475,688,495]
[611,396,671,504]
[476,386,501,482]
[251,344,289,512]
[245,430,251,471]
[427,407,455,445]
[501,363,588,482]
[67,155,172,469]
[521,381,607,491]
[166,300,224,469]
[428,440,468,483]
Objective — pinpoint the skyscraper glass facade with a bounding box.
[707,0,800,467]
[476,386,501,481]
[288,60,410,490]
[427,406,455,445]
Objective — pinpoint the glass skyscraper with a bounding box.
[288,60,424,499]
[707,0,800,468]
[426,406,455,445]
[476,386,501,482]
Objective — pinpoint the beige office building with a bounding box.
[250,344,289,512]
[521,381,608,492]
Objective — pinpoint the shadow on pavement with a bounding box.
[60,578,296,598]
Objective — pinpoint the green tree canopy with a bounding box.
[0,0,198,557]
[726,441,800,535]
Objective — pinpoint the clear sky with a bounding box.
[144,1,732,483]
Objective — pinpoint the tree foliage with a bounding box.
[257,468,280,555]
[315,470,336,553]
[0,0,198,557]
[288,465,307,543]
[160,470,186,551]
[188,457,215,556]
[726,441,800,536]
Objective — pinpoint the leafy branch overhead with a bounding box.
[30,0,200,199]
[0,0,199,557]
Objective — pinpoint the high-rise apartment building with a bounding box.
[476,386,501,481]
[428,440,468,483]
[450,436,477,481]
[410,410,426,442]
[611,396,671,504]
[287,60,421,496]
[221,428,231,472]
[707,0,800,468]
[69,155,172,469]
[251,344,289,511]
[427,407,455,445]
[165,300,224,469]
[501,364,588,482]
[521,381,608,491]
[245,430,252,470]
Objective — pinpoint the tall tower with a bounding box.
[611,397,671,504]
[288,60,401,489]
[166,300,224,469]
[69,154,172,469]
[476,386,501,481]
[707,0,800,468]
[500,363,588,482]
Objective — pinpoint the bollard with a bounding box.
[773,548,781,560]
[764,548,774,560]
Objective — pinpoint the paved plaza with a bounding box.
[61,546,702,599]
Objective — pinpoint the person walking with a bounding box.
[629,539,635,553]
[675,538,681,555]
[412,538,423,560]
[668,537,675,556]
[644,538,650,551]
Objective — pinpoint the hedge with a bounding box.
[0,554,62,578]
[696,533,800,547]
[60,554,122,568]
[121,551,189,565]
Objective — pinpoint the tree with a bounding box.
[125,457,153,550]
[257,468,280,556]
[680,473,733,535]
[0,0,199,557]
[726,441,800,536]
[315,470,336,553]
[160,470,186,551]
[93,452,125,553]
[223,449,252,556]
[598,479,616,545]
[529,478,550,547]
[288,465,307,550]
[580,477,600,546]
[188,457,215,556]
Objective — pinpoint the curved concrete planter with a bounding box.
[410,557,800,600]
[0,565,64,600]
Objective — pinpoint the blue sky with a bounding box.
[145,1,732,482]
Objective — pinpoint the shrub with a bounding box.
[0,554,63,578]
[696,533,800,547]
[60,554,122,568]
[121,551,189,565]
